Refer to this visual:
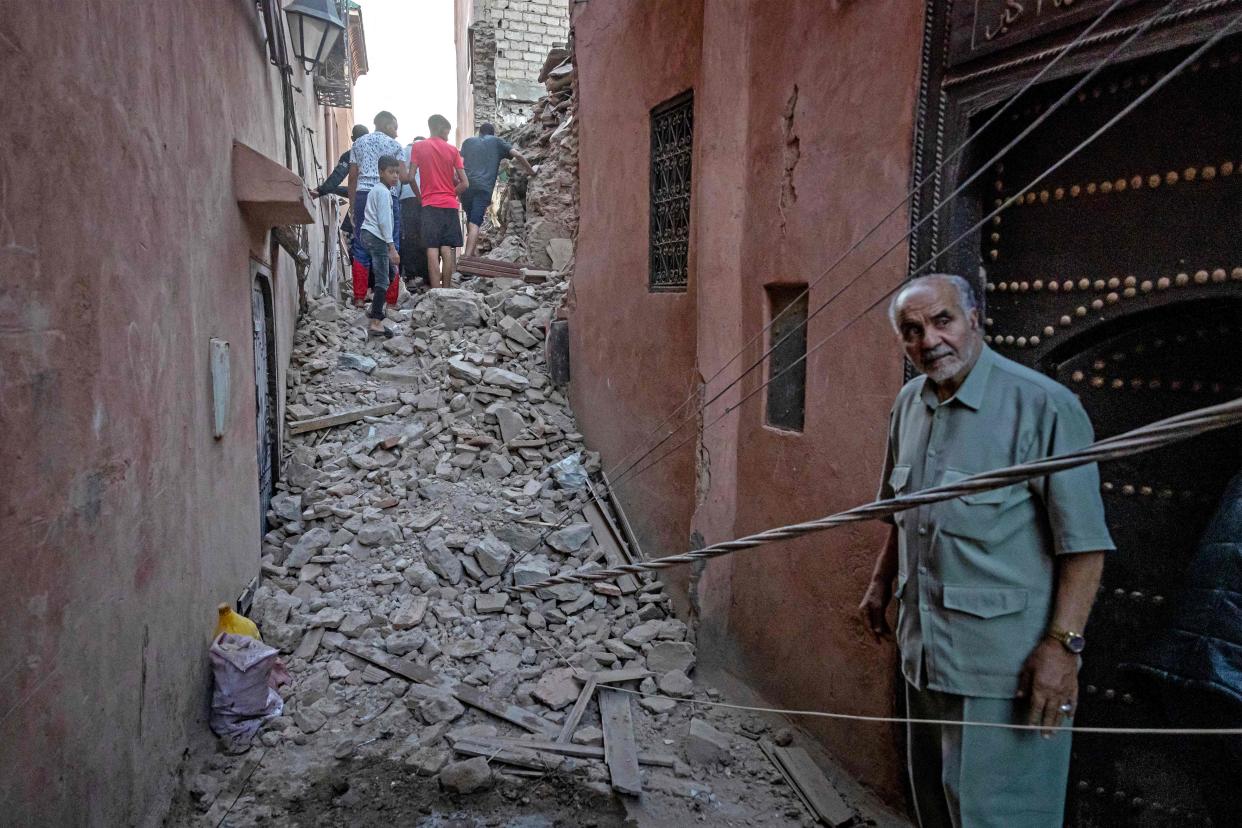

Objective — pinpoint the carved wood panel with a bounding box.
[974,38,1242,825]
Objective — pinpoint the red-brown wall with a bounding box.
[570,0,925,800]
[0,3,338,824]
[570,0,706,604]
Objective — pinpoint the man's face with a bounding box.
[893,280,982,386]
[380,165,399,188]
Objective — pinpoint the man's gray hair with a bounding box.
[888,273,979,330]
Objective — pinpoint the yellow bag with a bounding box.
[214,603,261,640]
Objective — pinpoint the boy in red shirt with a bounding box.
[409,114,468,288]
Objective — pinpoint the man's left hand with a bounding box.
[1017,639,1078,737]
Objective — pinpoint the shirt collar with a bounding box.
[919,344,993,411]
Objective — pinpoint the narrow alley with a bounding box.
[163,271,898,827]
[5,1,1242,826]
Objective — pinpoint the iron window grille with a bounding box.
[649,91,694,291]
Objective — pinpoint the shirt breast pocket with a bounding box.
[888,465,912,525]
[936,467,1032,545]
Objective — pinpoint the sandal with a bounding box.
[368,327,395,339]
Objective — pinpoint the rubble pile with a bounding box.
[166,278,854,825]
[481,46,579,272]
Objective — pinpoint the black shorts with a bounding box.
[422,205,463,249]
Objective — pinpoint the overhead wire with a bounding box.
[609,0,1183,488]
[502,0,1150,575]
[512,396,1242,592]
[620,7,1241,487]
[550,0,1133,496]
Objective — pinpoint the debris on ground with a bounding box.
[161,264,879,825]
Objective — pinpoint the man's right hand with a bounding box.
[388,249,400,266]
[858,577,893,642]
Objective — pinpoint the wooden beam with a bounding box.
[557,674,597,743]
[576,667,651,685]
[456,736,675,767]
[763,742,855,827]
[601,471,645,561]
[288,402,401,434]
[582,500,639,594]
[332,640,558,738]
[599,689,642,796]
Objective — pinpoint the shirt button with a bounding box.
[918,526,928,536]
[918,565,928,574]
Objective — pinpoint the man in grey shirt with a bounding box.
[860,273,1114,827]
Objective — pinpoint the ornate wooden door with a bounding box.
[975,39,1242,826]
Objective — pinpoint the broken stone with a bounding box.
[293,707,327,734]
[286,526,331,568]
[424,541,463,585]
[357,519,401,546]
[622,620,662,648]
[475,593,509,614]
[481,453,513,479]
[481,367,529,391]
[406,746,450,776]
[337,352,377,374]
[392,596,429,629]
[685,718,732,765]
[473,537,512,576]
[638,696,678,715]
[646,641,696,675]
[657,669,694,698]
[499,315,539,348]
[447,356,482,383]
[547,522,592,553]
[385,629,427,656]
[438,756,493,794]
[418,694,466,724]
[270,492,302,522]
[532,667,580,710]
[418,289,483,330]
[571,726,604,746]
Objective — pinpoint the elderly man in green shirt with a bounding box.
[860,273,1114,827]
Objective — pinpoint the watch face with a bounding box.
[1066,634,1086,654]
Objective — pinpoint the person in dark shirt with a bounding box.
[311,124,368,241]
[459,122,534,257]
[311,124,368,199]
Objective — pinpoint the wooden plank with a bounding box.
[599,688,642,796]
[576,667,651,685]
[759,740,817,819]
[582,492,639,594]
[333,640,557,738]
[602,471,645,561]
[457,736,676,768]
[333,639,438,683]
[452,739,575,772]
[288,402,401,434]
[556,675,597,743]
[772,745,855,827]
[450,683,559,738]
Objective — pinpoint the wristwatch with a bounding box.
[1047,627,1086,654]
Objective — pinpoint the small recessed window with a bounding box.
[649,91,694,291]
[766,284,808,432]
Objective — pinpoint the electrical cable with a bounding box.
[620,11,1241,487]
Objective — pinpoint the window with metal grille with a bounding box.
[766,285,808,432]
[649,91,694,291]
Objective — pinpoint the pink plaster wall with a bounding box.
[0,2,333,824]
[571,0,925,801]
[569,0,705,605]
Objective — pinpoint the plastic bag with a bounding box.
[213,603,261,640]
[209,633,284,742]
[549,452,588,489]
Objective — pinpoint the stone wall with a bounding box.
[470,0,569,130]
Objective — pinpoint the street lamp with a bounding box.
[283,0,344,73]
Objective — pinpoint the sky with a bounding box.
[351,0,459,144]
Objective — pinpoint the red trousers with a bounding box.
[352,260,399,306]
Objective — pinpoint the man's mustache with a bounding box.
[921,346,956,362]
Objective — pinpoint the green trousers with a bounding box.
[906,682,1071,828]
